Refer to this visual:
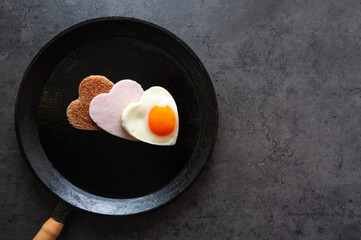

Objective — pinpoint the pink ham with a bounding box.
[89,80,144,140]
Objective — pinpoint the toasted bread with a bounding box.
[66,75,114,130]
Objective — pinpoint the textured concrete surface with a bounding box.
[2,0,361,239]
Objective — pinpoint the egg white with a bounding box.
[121,86,179,146]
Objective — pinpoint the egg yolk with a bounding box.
[148,105,176,136]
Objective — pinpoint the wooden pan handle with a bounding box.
[33,202,71,240]
[33,218,64,240]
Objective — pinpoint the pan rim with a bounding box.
[15,16,218,215]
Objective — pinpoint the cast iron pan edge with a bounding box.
[15,17,218,215]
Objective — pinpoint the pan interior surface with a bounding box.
[38,36,200,198]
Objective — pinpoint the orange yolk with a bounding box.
[148,105,176,136]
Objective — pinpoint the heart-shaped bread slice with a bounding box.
[89,80,144,140]
[67,75,114,130]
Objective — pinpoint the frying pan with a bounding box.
[15,17,217,239]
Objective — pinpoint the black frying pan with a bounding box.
[15,17,217,239]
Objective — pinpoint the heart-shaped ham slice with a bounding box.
[89,80,144,140]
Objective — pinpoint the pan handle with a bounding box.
[33,201,71,240]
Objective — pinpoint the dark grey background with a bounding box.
[1,0,361,239]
